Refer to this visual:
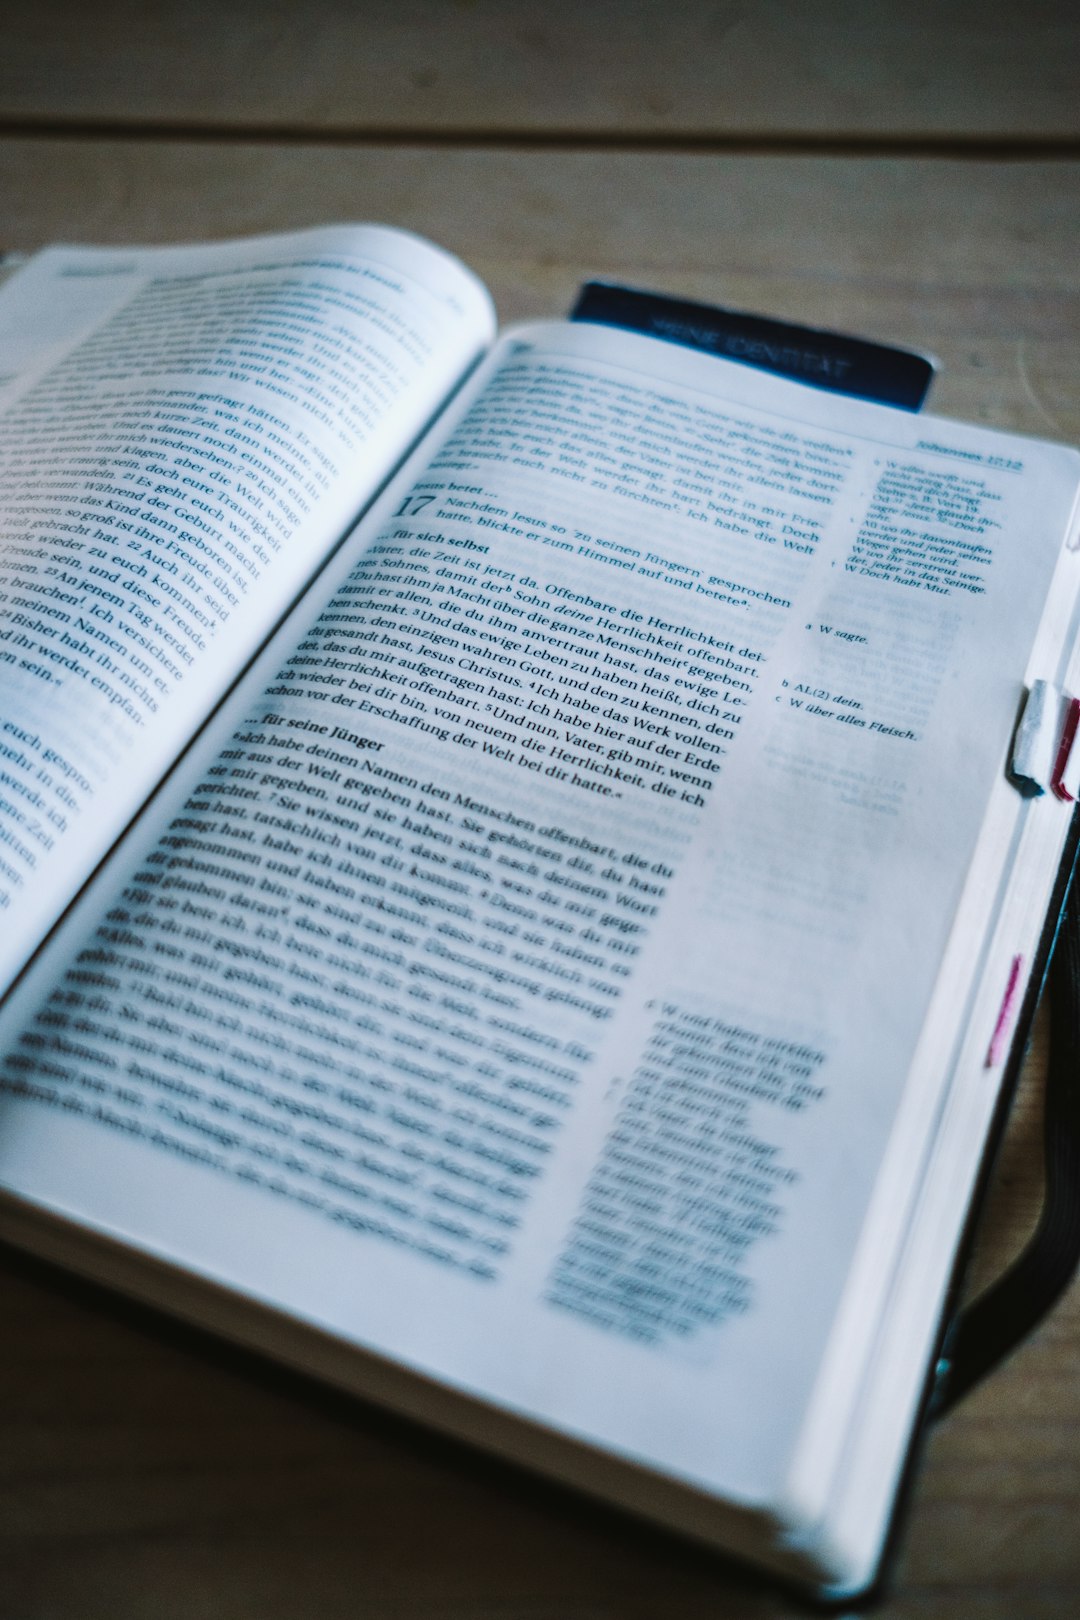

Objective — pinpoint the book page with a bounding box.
[0,226,494,992]
[0,322,1077,1519]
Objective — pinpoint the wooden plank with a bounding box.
[0,138,1077,1619]
[0,1107,1077,1620]
[0,0,1078,141]
[1,140,1077,438]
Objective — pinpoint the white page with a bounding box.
[0,322,1077,1528]
[0,226,494,992]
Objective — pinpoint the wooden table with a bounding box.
[1,4,1078,1614]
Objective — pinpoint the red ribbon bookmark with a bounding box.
[986,954,1024,1068]
[1050,696,1080,800]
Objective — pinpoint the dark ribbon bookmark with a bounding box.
[933,844,1080,1415]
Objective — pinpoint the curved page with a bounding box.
[0,225,494,991]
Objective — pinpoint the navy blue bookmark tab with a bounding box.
[570,282,937,411]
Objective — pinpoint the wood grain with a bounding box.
[1,1070,1077,1620]
[0,91,1078,1620]
[1,140,1078,440]
[0,0,1077,141]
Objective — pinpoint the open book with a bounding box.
[0,225,1077,1597]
